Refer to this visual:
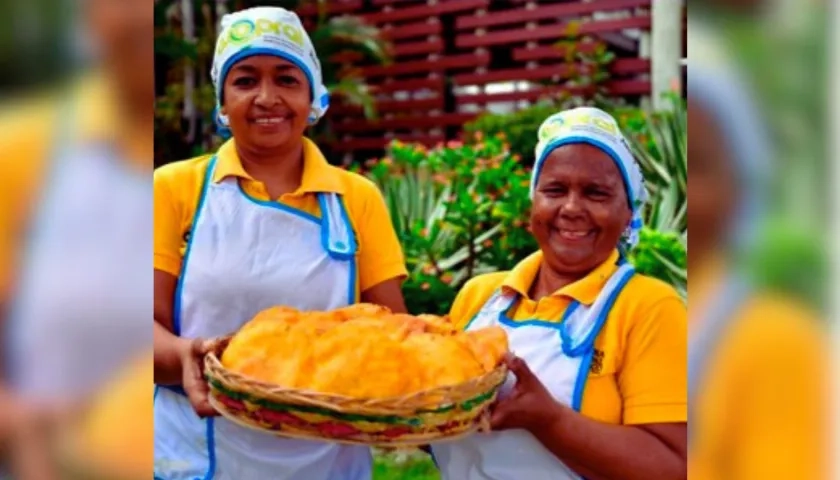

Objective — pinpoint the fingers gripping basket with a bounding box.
[204,337,508,446]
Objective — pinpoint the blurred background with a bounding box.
[0,0,832,478]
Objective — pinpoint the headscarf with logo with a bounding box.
[210,6,330,136]
[531,107,648,254]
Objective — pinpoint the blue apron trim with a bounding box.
[571,348,595,412]
[173,156,217,336]
[317,194,358,261]
[237,182,321,224]
[561,267,635,358]
[204,417,217,480]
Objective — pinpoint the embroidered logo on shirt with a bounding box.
[590,348,605,374]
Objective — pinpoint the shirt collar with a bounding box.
[501,249,622,305]
[211,137,345,194]
[74,72,151,170]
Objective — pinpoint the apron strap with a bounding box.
[687,276,750,435]
[560,263,636,357]
[317,193,357,261]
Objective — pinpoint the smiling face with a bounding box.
[221,55,312,152]
[530,143,632,276]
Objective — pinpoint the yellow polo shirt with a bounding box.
[450,250,687,425]
[154,138,407,294]
[689,258,827,480]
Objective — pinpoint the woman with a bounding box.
[153,7,408,480]
[687,23,826,479]
[430,107,687,480]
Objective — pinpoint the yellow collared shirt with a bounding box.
[450,250,687,425]
[153,138,408,293]
[689,257,828,480]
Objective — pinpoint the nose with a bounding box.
[559,191,586,218]
[254,79,278,108]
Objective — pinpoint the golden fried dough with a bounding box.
[222,304,509,400]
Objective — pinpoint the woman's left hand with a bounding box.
[489,353,562,433]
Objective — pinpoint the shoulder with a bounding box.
[619,272,685,312]
[333,167,385,208]
[727,292,826,364]
[449,271,509,328]
[154,154,214,198]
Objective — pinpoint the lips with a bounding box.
[552,227,595,241]
[250,116,290,125]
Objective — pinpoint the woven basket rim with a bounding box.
[204,338,508,408]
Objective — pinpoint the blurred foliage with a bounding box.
[154,0,390,164]
[373,451,438,480]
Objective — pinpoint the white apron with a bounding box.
[430,261,636,480]
[153,156,372,480]
[4,101,152,403]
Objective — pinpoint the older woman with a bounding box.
[430,107,687,480]
[152,6,407,479]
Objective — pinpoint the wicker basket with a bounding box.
[204,337,508,447]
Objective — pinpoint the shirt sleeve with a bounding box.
[354,180,408,292]
[619,295,688,424]
[153,166,186,277]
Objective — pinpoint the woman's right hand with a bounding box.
[179,337,222,418]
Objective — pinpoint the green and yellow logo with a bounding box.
[216,18,305,55]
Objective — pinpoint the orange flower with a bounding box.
[483,239,493,248]
[446,140,463,149]
[421,282,431,291]
[441,273,453,284]
[474,131,484,142]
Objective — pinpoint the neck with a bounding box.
[529,264,587,301]
[236,140,305,196]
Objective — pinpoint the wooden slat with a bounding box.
[380,21,441,40]
[453,58,649,86]
[297,0,364,17]
[330,37,443,64]
[372,0,427,5]
[513,43,598,62]
[331,134,444,152]
[359,51,489,78]
[456,17,651,48]
[456,0,650,29]
[363,0,489,24]
[329,96,444,115]
[371,77,446,93]
[332,113,479,133]
[454,80,650,105]
[393,37,444,56]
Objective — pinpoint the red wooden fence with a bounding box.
[296,0,660,162]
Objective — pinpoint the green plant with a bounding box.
[365,135,536,315]
[463,102,560,166]
[628,227,687,298]
[616,93,688,234]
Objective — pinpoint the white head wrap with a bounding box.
[211,6,330,131]
[531,106,648,252]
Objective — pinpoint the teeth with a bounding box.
[255,118,284,124]
[559,230,589,239]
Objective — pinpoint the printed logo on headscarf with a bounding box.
[216,18,306,55]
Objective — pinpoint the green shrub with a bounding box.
[462,102,561,166]
[364,135,536,315]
